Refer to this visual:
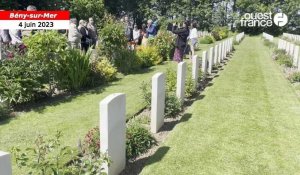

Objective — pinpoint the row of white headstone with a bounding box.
[236,32,245,43]
[0,32,246,175]
[262,32,274,42]
[98,33,243,175]
[278,39,300,70]
[283,33,300,42]
[201,37,234,77]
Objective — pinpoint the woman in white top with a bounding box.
[132,24,140,50]
[189,22,198,57]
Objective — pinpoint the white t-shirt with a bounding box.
[133,29,140,40]
[189,28,198,39]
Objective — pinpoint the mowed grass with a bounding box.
[141,36,300,174]
[0,40,217,174]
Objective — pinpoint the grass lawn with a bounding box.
[0,38,221,173]
[141,36,300,174]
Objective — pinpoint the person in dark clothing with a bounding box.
[78,20,91,52]
[172,21,190,62]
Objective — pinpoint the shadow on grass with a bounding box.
[120,146,171,175]
[159,113,192,132]
[145,146,171,165]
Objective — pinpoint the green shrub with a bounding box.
[55,49,92,91]
[98,20,127,59]
[166,67,177,93]
[82,123,156,160]
[94,58,117,82]
[212,27,229,41]
[23,31,67,61]
[185,72,196,98]
[126,122,156,159]
[82,127,100,155]
[273,49,286,56]
[148,30,175,61]
[165,93,182,118]
[289,72,300,83]
[140,81,151,108]
[200,35,215,44]
[23,31,68,93]
[0,57,46,105]
[113,49,141,74]
[136,46,163,68]
[11,131,109,175]
[273,49,293,67]
[211,31,221,41]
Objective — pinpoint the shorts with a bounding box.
[191,38,198,46]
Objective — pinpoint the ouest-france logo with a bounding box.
[240,12,288,27]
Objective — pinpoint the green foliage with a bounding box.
[126,122,156,159]
[0,102,9,121]
[288,72,300,83]
[113,49,141,74]
[69,0,105,27]
[98,19,127,59]
[165,93,182,118]
[55,49,92,91]
[212,27,229,41]
[185,72,196,98]
[11,131,72,175]
[140,81,151,108]
[94,58,118,82]
[148,30,175,61]
[23,31,67,62]
[0,57,46,105]
[273,49,293,68]
[166,67,177,93]
[136,46,163,68]
[23,31,68,90]
[11,131,109,175]
[200,35,215,44]
[82,127,100,155]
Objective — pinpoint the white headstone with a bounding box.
[214,45,218,65]
[293,46,299,67]
[286,42,290,53]
[100,93,126,175]
[0,151,12,175]
[192,55,199,90]
[218,43,222,63]
[289,43,295,56]
[202,51,208,77]
[176,62,186,104]
[151,73,165,133]
[222,42,226,60]
[282,40,287,51]
[208,47,214,74]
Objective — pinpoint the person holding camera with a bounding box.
[172,21,190,62]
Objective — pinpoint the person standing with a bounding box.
[78,20,91,52]
[146,19,157,38]
[132,24,140,49]
[172,21,190,62]
[68,18,82,49]
[87,17,98,49]
[189,22,198,58]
